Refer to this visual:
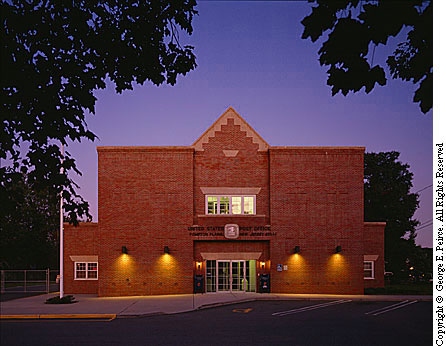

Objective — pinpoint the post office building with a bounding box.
[64,107,385,296]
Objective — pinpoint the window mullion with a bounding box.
[241,196,244,215]
[217,196,220,215]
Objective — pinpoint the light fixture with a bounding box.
[121,246,128,254]
[164,246,170,254]
[294,246,300,254]
[197,261,202,270]
[260,261,266,269]
[335,246,342,253]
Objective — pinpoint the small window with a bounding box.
[205,195,256,215]
[364,261,374,279]
[231,197,242,214]
[243,196,254,215]
[207,197,218,215]
[75,262,98,280]
[220,197,230,214]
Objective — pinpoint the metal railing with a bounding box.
[0,269,59,294]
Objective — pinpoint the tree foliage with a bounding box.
[1,0,198,223]
[0,172,58,269]
[301,0,432,113]
[364,151,420,278]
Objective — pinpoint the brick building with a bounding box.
[64,107,385,296]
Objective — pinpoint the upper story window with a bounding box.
[206,195,256,215]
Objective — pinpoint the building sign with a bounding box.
[224,224,239,239]
[188,225,276,237]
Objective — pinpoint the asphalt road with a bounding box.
[0,300,432,346]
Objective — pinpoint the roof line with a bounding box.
[192,106,269,150]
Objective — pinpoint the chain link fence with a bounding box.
[0,269,59,299]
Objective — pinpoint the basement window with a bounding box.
[206,196,256,215]
[75,262,98,280]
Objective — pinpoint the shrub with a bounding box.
[45,295,77,304]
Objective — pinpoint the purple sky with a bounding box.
[67,2,433,247]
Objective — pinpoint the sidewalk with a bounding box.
[0,292,432,319]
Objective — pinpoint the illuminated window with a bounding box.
[364,261,374,279]
[231,197,242,214]
[207,197,218,214]
[75,262,98,280]
[205,196,256,215]
[243,196,254,214]
[220,197,230,214]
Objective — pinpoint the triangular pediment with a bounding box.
[192,107,269,151]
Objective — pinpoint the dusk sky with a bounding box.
[66,2,433,247]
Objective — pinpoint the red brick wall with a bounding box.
[269,148,365,294]
[97,147,194,296]
[65,113,380,296]
[194,118,270,224]
[363,222,386,288]
[63,222,99,294]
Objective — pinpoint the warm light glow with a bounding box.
[326,253,348,282]
[114,253,136,276]
[197,261,202,270]
[289,253,307,266]
[155,253,180,281]
[260,261,266,269]
[409,266,414,270]
[160,253,172,264]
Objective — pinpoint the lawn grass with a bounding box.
[365,282,433,295]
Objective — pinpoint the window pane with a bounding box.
[88,263,97,271]
[76,263,86,270]
[364,262,373,278]
[231,197,241,214]
[220,197,230,214]
[76,270,86,278]
[243,197,254,214]
[207,197,218,214]
[88,271,98,279]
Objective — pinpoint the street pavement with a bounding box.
[0,300,432,346]
[0,292,432,318]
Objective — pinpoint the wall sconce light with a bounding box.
[121,246,128,254]
[294,246,300,254]
[197,261,202,270]
[335,246,342,253]
[260,261,266,269]
[164,246,170,254]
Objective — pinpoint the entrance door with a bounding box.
[217,261,230,292]
[231,261,245,292]
[209,260,256,293]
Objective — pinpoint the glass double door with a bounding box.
[216,260,255,292]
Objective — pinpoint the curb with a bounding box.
[0,314,116,320]
[197,298,257,310]
[117,312,165,319]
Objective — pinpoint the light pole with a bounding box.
[59,143,64,299]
